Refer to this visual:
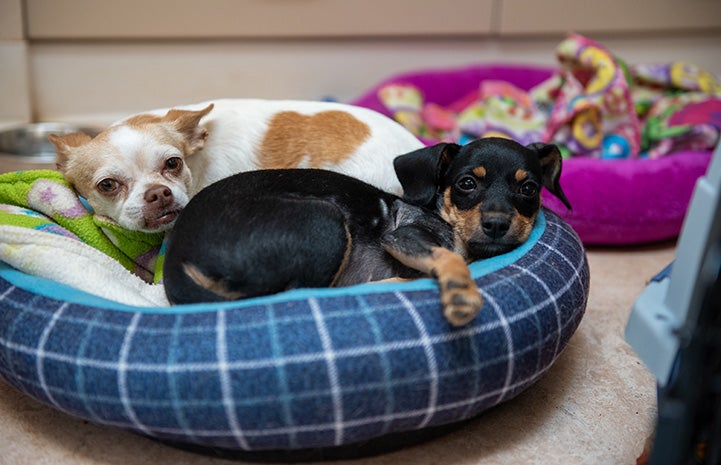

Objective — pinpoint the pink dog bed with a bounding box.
[351,64,713,245]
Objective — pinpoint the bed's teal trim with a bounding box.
[0,211,546,314]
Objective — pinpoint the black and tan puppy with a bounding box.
[162,137,571,326]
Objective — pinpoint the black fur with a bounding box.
[163,137,570,325]
[163,169,450,303]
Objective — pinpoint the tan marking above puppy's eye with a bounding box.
[515,169,529,182]
[473,166,487,178]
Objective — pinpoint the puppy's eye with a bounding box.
[455,176,477,193]
[165,157,183,171]
[519,180,539,197]
[97,178,120,194]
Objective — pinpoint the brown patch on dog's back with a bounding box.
[258,111,371,169]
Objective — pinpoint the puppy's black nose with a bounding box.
[482,216,511,239]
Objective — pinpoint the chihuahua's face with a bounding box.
[49,104,213,233]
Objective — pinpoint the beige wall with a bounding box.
[2,0,721,126]
[0,0,23,39]
[0,0,31,126]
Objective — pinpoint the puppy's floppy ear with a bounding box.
[526,142,572,210]
[394,143,460,207]
[48,132,92,172]
[163,103,214,154]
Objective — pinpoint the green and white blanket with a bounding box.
[0,169,168,306]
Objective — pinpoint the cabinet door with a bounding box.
[498,0,721,35]
[25,0,495,39]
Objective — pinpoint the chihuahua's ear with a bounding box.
[164,103,214,154]
[48,132,92,171]
[526,142,572,210]
[394,143,460,207]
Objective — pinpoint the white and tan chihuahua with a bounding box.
[49,99,423,233]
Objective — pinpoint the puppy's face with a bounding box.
[49,104,213,233]
[394,137,571,260]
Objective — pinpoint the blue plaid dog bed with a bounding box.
[0,209,588,454]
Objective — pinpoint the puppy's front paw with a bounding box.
[440,278,483,326]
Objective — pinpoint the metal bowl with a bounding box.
[0,123,100,163]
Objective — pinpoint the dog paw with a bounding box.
[440,279,483,327]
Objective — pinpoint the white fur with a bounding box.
[97,127,190,231]
[59,99,424,233]
[121,99,423,196]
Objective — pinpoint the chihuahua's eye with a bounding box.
[519,180,539,197]
[165,157,183,171]
[455,175,477,193]
[97,178,120,194]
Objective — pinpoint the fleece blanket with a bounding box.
[378,33,721,159]
[0,170,168,306]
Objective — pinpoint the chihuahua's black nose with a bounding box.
[145,185,173,204]
[482,215,511,239]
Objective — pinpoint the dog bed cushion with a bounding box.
[351,35,719,245]
[0,207,589,454]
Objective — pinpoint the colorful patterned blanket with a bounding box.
[378,33,721,159]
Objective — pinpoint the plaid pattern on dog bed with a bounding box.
[0,209,588,452]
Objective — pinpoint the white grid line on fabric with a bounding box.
[0,284,15,301]
[309,297,344,446]
[0,326,564,410]
[75,311,108,425]
[483,293,515,405]
[0,296,38,392]
[357,294,396,437]
[0,330,458,373]
[539,234,587,289]
[485,271,545,379]
[167,314,203,446]
[77,366,550,441]
[518,219,587,365]
[509,263,562,358]
[216,309,250,450]
[0,294,437,336]
[117,312,153,436]
[395,291,439,430]
[266,303,298,449]
[35,302,68,413]
[459,318,483,421]
[477,237,586,331]
[477,239,557,297]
